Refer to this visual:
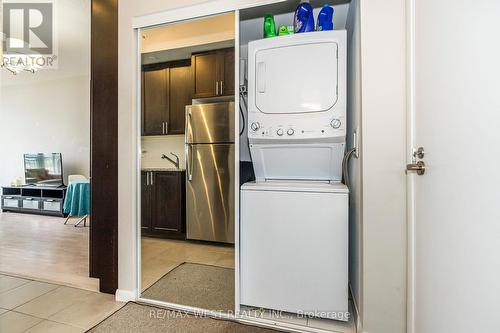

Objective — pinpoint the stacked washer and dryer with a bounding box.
[240,30,349,320]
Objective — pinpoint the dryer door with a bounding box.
[255,41,338,114]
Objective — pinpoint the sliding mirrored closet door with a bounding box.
[138,12,237,315]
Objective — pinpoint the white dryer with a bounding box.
[247,30,347,182]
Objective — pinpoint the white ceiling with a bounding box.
[141,12,235,54]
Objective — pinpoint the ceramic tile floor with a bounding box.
[141,237,235,290]
[0,274,124,333]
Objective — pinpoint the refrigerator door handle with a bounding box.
[186,145,193,181]
[186,106,193,143]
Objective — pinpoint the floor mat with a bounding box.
[87,302,281,333]
[141,263,234,312]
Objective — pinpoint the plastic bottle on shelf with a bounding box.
[317,4,334,31]
[263,14,277,38]
[294,0,315,33]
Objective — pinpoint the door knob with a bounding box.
[406,161,426,175]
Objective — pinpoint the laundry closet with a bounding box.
[132,1,364,332]
[235,2,358,332]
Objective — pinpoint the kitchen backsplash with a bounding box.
[141,135,186,170]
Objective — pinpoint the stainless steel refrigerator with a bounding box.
[185,102,235,244]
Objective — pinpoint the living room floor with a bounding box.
[0,212,98,291]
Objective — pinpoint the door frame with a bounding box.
[405,0,416,332]
[90,0,119,294]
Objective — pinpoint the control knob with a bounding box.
[287,128,295,136]
[276,128,284,136]
[330,119,342,129]
[250,122,261,131]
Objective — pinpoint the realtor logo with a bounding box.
[2,1,58,71]
[3,2,53,54]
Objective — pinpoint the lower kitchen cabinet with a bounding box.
[141,171,186,239]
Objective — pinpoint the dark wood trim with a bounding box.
[90,0,118,294]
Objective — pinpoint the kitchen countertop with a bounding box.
[141,167,185,172]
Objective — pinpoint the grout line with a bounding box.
[8,283,61,311]
[2,310,44,333]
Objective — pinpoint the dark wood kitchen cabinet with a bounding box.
[141,171,186,239]
[168,62,193,134]
[142,60,192,136]
[142,68,169,136]
[192,48,235,98]
[141,172,153,231]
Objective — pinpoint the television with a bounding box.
[24,153,64,187]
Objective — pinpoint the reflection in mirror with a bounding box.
[139,12,236,314]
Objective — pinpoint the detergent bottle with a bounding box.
[317,4,334,31]
[294,0,315,33]
[263,14,277,38]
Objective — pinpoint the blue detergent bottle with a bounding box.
[294,0,315,33]
[317,4,334,31]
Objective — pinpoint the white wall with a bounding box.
[360,0,407,332]
[0,0,90,186]
[141,136,185,170]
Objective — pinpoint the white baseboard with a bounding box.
[115,289,137,302]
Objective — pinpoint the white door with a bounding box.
[408,1,500,332]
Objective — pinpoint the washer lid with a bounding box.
[241,181,348,194]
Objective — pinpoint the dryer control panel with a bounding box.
[248,117,346,141]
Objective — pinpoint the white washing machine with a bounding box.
[240,181,349,319]
[247,30,347,182]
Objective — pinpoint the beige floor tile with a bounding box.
[48,292,124,329]
[0,311,43,333]
[0,275,31,294]
[24,320,85,333]
[15,286,93,319]
[141,259,179,291]
[0,281,58,310]
[213,253,235,269]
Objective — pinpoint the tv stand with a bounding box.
[1,185,67,217]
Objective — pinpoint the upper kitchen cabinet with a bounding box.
[168,60,193,134]
[142,66,169,136]
[142,60,192,136]
[192,48,235,98]
[220,48,235,96]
